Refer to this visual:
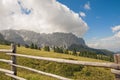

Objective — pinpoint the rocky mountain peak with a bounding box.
[0,29,86,48]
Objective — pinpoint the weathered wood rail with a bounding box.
[0,43,120,80]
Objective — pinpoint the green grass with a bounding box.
[0,45,115,80]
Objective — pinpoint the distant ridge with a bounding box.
[0,33,10,45]
[0,29,114,55]
[0,29,86,47]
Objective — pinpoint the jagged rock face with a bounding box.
[0,33,10,44]
[0,29,86,47]
[1,30,25,44]
[0,33,4,41]
[0,29,114,55]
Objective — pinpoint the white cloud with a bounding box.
[112,25,120,32]
[87,25,120,52]
[84,2,91,10]
[114,31,120,38]
[0,0,88,37]
[79,12,86,17]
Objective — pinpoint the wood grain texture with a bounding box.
[0,68,13,74]
[7,53,120,69]
[0,59,12,63]
[10,64,71,80]
[0,49,12,53]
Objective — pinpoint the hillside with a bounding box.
[0,29,114,55]
[0,29,85,47]
[0,33,10,45]
[68,44,114,55]
[0,45,115,80]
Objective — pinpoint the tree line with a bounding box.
[18,43,114,62]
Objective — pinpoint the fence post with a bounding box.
[11,43,17,80]
[114,54,120,80]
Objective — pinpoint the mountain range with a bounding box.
[0,29,85,47]
[0,29,114,55]
[0,33,10,45]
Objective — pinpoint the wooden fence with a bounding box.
[0,43,120,80]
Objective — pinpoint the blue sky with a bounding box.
[0,0,120,51]
[58,0,120,40]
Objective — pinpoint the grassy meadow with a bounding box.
[0,45,115,80]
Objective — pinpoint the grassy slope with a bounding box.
[0,45,115,80]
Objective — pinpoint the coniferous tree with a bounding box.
[17,43,20,47]
[30,43,34,49]
[59,47,64,53]
[53,46,64,53]
[73,48,77,55]
[34,44,38,49]
[53,46,56,52]
[44,46,50,52]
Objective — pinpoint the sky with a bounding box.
[0,0,120,52]
[57,0,120,52]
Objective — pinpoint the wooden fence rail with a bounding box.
[5,73,26,80]
[0,68,13,74]
[10,64,71,80]
[0,49,12,53]
[0,43,120,80]
[0,59,12,63]
[6,53,120,69]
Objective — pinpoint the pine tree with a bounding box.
[34,44,38,49]
[17,43,20,47]
[44,46,50,52]
[30,43,34,49]
[59,47,64,53]
[73,48,77,55]
[53,46,56,52]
